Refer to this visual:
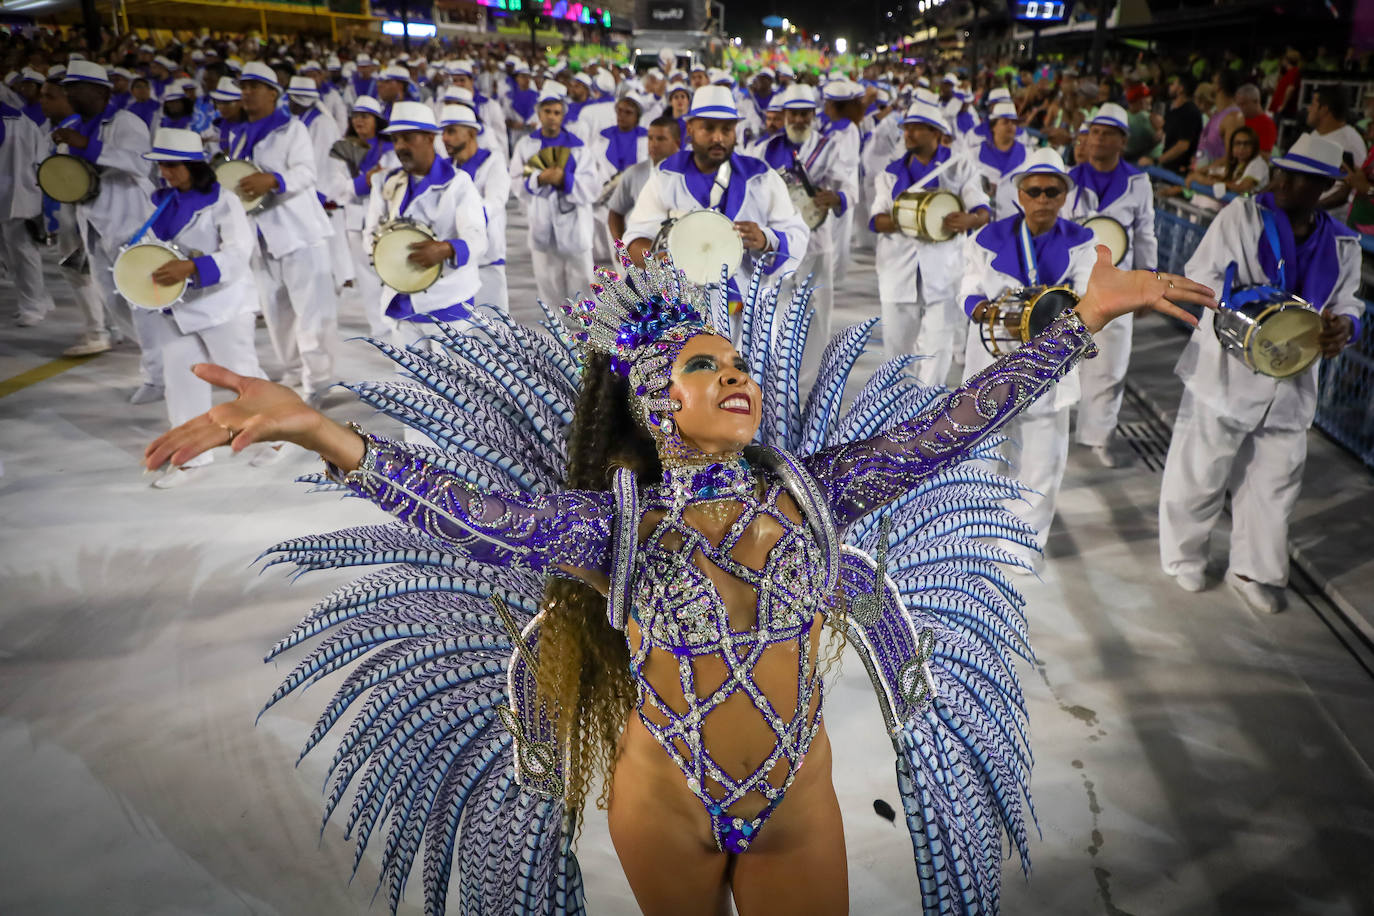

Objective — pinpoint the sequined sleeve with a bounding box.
[802,313,1099,531]
[327,431,615,576]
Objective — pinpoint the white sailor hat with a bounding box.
[573,72,594,88]
[440,103,480,129]
[299,59,322,73]
[451,58,476,76]
[1088,102,1129,133]
[942,72,958,84]
[594,71,615,94]
[913,87,939,106]
[766,94,785,112]
[620,91,648,111]
[111,66,135,81]
[646,67,664,80]
[224,57,243,73]
[917,76,930,88]
[688,84,740,120]
[536,83,568,105]
[210,76,242,101]
[778,84,819,110]
[876,87,892,104]
[442,85,475,106]
[144,127,208,162]
[161,84,189,102]
[238,61,282,92]
[776,63,795,78]
[62,60,109,87]
[356,53,377,67]
[513,61,531,75]
[327,55,342,70]
[48,64,68,81]
[901,100,947,131]
[822,79,862,102]
[988,87,1012,103]
[755,66,775,79]
[153,55,177,70]
[1271,133,1344,179]
[667,82,691,98]
[379,64,410,82]
[690,62,708,74]
[287,75,319,100]
[19,66,45,83]
[1012,147,1075,191]
[382,100,438,133]
[990,101,1018,121]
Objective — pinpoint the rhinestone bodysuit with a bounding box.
[330,313,1098,854]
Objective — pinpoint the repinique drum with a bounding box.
[976,285,1080,356]
[1214,287,1323,379]
[37,153,100,204]
[113,240,196,309]
[781,170,827,230]
[891,188,963,242]
[371,219,443,294]
[214,158,272,214]
[1081,215,1128,266]
[653,210,745,286]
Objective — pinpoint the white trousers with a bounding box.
[145,310,264,467]
[1000,408,1073,557]
[57,209,109,342]
[531,245,594,306]
[88,224,161,386]
[257,239,338,396]
[881,297,964,389]
[794,243,836,346]
[475,263,509,313]
[1158,391,1307,587]
[328,209,355,291]
[345,228,388,338]
[832,209,854,283]
[592,206,614,264]
[1076,312,1133,447]
[1,218,54,321]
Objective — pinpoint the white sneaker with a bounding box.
[1091,444,1119,468]
[247,443,288,468]
[1172,568,1207,592]
[151,465,205,489]
[62,337,112,357]
[1225,570,1284,614]
[130,383,165,405]
[16,311,48,327]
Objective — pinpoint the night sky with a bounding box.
[724,0,892,45]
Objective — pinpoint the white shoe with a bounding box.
[247,443,288,468]
[62,337,112,357]
[130,383,165,405]
[16,311,48,327]
[151,464,205,489]
[1091,444,1119,468]
[1172,568,1206,592]
[1225,570,1284,614]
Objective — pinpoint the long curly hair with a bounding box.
[536,352,660,821]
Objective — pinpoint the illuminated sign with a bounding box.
[473,0,611,25]
[1009,0,1070,23]
[382,19,438,35]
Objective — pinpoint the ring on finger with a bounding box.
[220,424,238,445]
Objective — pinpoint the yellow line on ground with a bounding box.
[0,355,100,399]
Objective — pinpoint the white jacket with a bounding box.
[455,147,511,265]
[364,155,488,315]
[1176,196,1363,430]
[298,105,343,205]
[1,102,43,219]
[509,128,597,254]
[1066,160,1158,270]
[750,124,861,255]
[63,107,154,251]
[964,137,1031,221]
[145,186,256,333]
[232,112,333,257]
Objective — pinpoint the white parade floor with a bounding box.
[1,210,1372,915]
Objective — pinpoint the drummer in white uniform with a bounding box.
[135,128,276,487]
[363,101,487,348]
[590,93,648,261]
[286,76,353,296]
[606,113,680,243]
[1067,102,1158,466]
[441,103,510,312]
[624,85,809,316]
[869,96,990,385]
[958,149,1097,572]
[968,102,1029,219]
[2,96,53,327]
[230,61,338,406]
[509,85,598,304]
[329,96,397,339]
[1159,134,1361,613]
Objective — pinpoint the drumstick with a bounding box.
[126,195,174,247]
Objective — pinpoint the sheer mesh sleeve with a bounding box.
[327,431,615,576]
[802,313,1099,531]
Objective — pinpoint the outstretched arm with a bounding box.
[143,366,614,581]
[804,248,1216,530]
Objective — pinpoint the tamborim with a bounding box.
[371,219,443,294]
[523,145,570,178]
[781,170,827,230]
[891,188,963,242]
[37,153,100,204]
[214,158,272,214]
[113,240,195,309]
[977,285,1080,357]
[652,210,745,286]
[1213,287,1323,379]
[1081,215,1128,266]
[595,168,627,208]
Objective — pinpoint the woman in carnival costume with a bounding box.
[145,247,1213,916]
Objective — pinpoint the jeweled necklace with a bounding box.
[662,455,754,526]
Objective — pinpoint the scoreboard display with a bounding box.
[1009,0,1071,23]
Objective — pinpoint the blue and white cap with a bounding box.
[989,101,1018,121]
[1088,102,1129,133]
[778,84,818,110]
[988,87,1012,104]
[19,66,45,84]
[379,64,410,83]
[382,100,439,133]
[441,85,476,107]
[162,84,189,102]
[351,95,384,117]
[901,99,948,132]
[440,103,480,129]
[1271,132,1344,179]
[209,76,241,102]
[62,60,111,88]
[299,59,323,73]
[287,75,319,100]
[822,79,862,102]
[450,58,475,76]
[688,84,740,120]
[238,61,282,92]
[1012,147,1075,191]
[143,127,208,162]
[537,82,568,105]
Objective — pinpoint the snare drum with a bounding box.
[371,219,443,294]
[214,158,271,214]
[781,171,827,230]
[977,285,1080,356]
[1081,215,1128,266]
[37,153,100,204]
[113,240,195,309]
[1213,286,1323,379]
[891,189,964,242]
[652,210,745,286]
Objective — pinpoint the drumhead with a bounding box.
[787,183,827,230]
[1083,216,1128,265]
[37,155,96,204]
[114,243,186,309]
[1026,287,1079,339]
[1249,305,1322,379]
[921,191,963,242]
[215,159,266,210]
[372,223,442,294]
[665,210,744,285]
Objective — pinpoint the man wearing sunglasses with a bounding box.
[957,149,1099,574]
[1068,103,1159,467]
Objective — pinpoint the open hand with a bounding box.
[1074,245,1217,334]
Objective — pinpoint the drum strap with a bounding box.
[1258,207,1288,291]
[708,160,732,212]
[1016,218,1039,287]
[127,194,173,247]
